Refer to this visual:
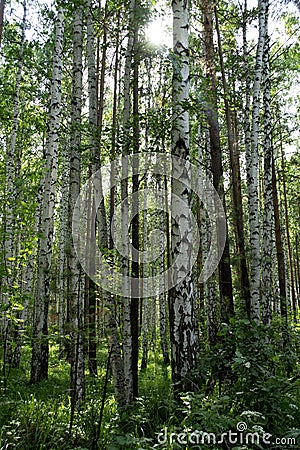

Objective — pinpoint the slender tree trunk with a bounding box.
[261,31,274,325]
[202,128,218,347]
[296,233,300,305]
[3,0,26,367]
[141,179,149,369]
[151,294,157,351]
[109,9,120,249]
[0,0,5,48]
[68,6,85,410]
[30,7,63,383]
[169,0,197,391]
[141,295,149,369]
[58,144,69,358]
[280,131,297,319]
[121,0,135,404]
[96,1,108,139]
[105,9,127,407]
[106,313,126,406]
[158,177,169,365]
[86,0,101,377]
[215,5,250,318]
[130,11,140,397]
[245,0,268,322]
[201,0,234,324]
[272,150,287,322]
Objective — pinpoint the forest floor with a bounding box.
[1,322,300,449]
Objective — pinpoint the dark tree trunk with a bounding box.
[280,127,297,319]
[130,18,140,398]
[272,148,287,319]
[202,0,234,323]
[215,5,250,319]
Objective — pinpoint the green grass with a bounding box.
[1,324,300,449]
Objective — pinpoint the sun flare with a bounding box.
[145,18,172,47]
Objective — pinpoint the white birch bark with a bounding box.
[68,7,85,408]
[151,292,157,351]
[58,142,69,357]
[246,0,268,323]
[169,0,197,389]
[30,8,64,383]
[158,177,169,364]
[86,0,100,377]
[261,30,274,326]
[14,187,42,367]
[141,178,149,369]
[121,0,135,404]
[0,0,5,48]
[2,0,26,363]
[141,294,149,369]
[86,0,107,242]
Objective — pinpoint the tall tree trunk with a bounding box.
[169,0,197,391]
[86,0,102,377]
[272,152,287,322]
[261,31,274,325]
[158,177,169,365]
[141,179,149,369]
[105,8,127,407]
[279,127,297,319]
[3,0,26,367]
[214,5,250,318]
[0,0,5,48]
[58,143,69,358]
[68,6,85,410]
[121,0,135,404]
[151,294,157,351]
[130,9,140,397]
[201,0,234,324]
[245,0,268,322]
[295,233,300,306]
[202,128,218,348]
[296,232,300,304]
[30,7,63,383]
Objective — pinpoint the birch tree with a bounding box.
[67,6,85,409]
[131,1,140,397]
[261,30,274,325]
[106,8,127,406]
[3,0,26,367]
[141,180,150,369]
[169,0,197,390]
[86,0,101,377]
[57,143,69,358]
[272,152,287,321]
[0,0,5,48]
[121,0,135,404]
[30,7,64,384]
[245,0,269,322]
[158,177,169,365]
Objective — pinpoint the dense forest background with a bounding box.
[0,0,299,448]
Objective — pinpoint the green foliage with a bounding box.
[0,345,117,450]
[0,319,300,450]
